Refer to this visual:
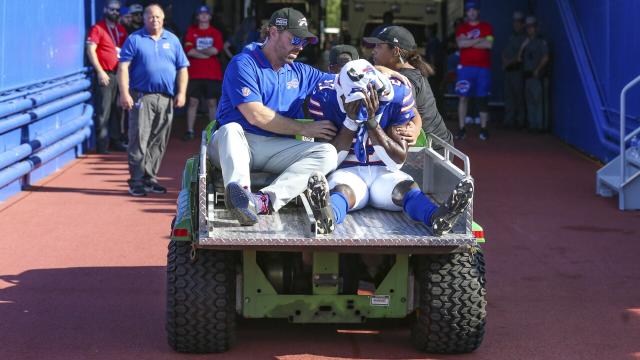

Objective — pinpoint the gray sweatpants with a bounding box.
[128,92,174,186]
[208,122,338,211]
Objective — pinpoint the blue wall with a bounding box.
[532,0,640,161]
[0,0,91,202]
[0,0,86,90]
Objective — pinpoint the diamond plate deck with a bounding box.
[198,206,474,247]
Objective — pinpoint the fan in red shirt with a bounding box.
[454,1,494,141]
[183,5,224,141]
[86,0,128,153]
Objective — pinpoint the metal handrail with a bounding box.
[619,74,640,183]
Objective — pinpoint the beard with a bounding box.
[106,13,119,22]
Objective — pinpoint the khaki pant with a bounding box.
[128,92,173,186]
[525,77,544,130]
[208,122,337,211]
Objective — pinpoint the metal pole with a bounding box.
[619,74,640,186]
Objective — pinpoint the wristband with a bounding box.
[365,113,383,129]
[343,117,359,131]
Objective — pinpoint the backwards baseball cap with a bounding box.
[465,1,480,10]
[129,4,143,13]
[269,8,318,44]
[329,45,360,67]
[362,25,416,51]
[335,59,394,106]
[197,5,211,14]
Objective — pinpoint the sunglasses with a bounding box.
[290,36,309,48]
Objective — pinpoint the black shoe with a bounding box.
[144,182,167,194]
[479,128,489,141]
[304,172,335,234]
[224,182,258,226]
[128,184,147,197]
[455,128,466,140]
[182,131,195,141]
[430,178,474,236]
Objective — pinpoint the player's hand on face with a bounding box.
[301,120,337,140]
[363,83,379,121]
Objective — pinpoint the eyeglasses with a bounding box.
[107,7,120,12]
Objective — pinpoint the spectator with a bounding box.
[364,26,453,151]
[119,6,132,30]
[520,16,550,132]
[126,3,144,33]
[183,5,224,141]
[117,4,189,196]
[86,0,128,153]
[327,44,359,74]
[207,7,340,228]
[455,1,494,141]
[162,2,181,39]
[502,11,526,129]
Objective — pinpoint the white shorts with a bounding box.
[327,166,413,211]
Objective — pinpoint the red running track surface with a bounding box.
[0,123,639,360]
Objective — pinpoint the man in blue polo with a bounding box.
[208,7,340,228]
[118,4,189,196]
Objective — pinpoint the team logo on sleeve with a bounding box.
[241,87,251,97]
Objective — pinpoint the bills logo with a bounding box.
[286,79,299,89]
[467,29,481,39]
[455,80,471,94]
[241,87,251,97]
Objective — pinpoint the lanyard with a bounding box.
[106,23,120,46]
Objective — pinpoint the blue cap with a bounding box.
[465,1,480,10]
[120,6,129,15]
[197,5,211,14]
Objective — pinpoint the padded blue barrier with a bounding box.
[0,74,93,201]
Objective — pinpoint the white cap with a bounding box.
[335,59,394,105]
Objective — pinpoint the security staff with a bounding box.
[520,16,549,132]
[502,11,526,129]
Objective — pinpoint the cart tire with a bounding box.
[166,240,237,353]
[411,248,486,353]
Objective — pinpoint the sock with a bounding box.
[402,188,438,226]
[330,191,349,224]
[251,191,270,214]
